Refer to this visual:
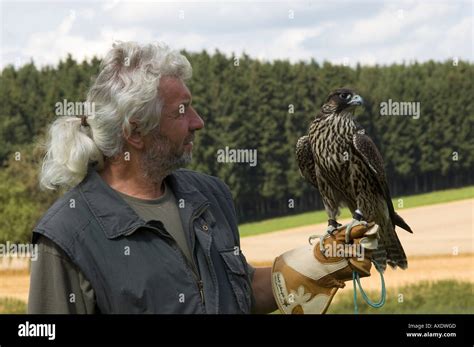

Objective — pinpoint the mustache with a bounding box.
[184,134,195,143]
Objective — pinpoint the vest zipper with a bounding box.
[197,280,205,305]
[188,202,210,308]
[127,203,210,309]
[153,228,206,308]
[170,242,206,308]
[175,244,205,307]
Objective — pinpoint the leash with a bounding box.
[352,259,386,314]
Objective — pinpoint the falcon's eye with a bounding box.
[339,93,351,100]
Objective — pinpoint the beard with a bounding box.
[141,131,193,184]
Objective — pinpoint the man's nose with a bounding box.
[189,107,204,130]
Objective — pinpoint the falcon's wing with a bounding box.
[352,131,412,233]
[296,135,319,190]
[352,132,387,187]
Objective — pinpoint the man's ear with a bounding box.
[124,121,145,150]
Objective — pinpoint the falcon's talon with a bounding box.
[327,219,341,235]
[353,210,364,221]
[319,234,329,257]
[308,234,330,259]
[344,219,368,244]
[326,225,338,234]
[308,234,319,245]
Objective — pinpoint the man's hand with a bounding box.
[271,221,379,314]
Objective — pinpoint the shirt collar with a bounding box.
[79,167,209,239]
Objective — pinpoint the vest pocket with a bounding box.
[219,249,252,313]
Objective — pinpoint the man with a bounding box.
[29,42,374,314]
[29,42,275,314]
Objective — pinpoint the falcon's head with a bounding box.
[321,88,364,114]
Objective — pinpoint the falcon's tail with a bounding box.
[372,221,408,272]
[393,212,413,233]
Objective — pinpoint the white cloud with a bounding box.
[21,13,154,67]
[439,15,473,59]
[78,8,96,20]
[102,0,121,12]
[0,0,471,69]
[347,1,460,46]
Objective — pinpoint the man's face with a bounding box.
[141,77,204,182]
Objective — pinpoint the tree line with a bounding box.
[0,52,472,243]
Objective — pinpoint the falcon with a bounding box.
[296,88,413,270]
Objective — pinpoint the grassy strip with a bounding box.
[0,297,27,314]
[327,280,474,314]
[1,280,471,314]
[239,186,473,237]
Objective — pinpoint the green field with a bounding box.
[327,280,474,314]
[1,280,471,314]
[239,186,474,237]
[0,297,27,314]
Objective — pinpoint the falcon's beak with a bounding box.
[348,94,364,106]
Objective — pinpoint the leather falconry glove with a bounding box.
[271,221,379,314]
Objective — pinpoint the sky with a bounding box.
[0,0,472,69]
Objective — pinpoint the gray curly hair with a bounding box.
[40,41,192,190]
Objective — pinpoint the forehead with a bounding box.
[159,76,191,105]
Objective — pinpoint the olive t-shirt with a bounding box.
[115,182,194,267]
